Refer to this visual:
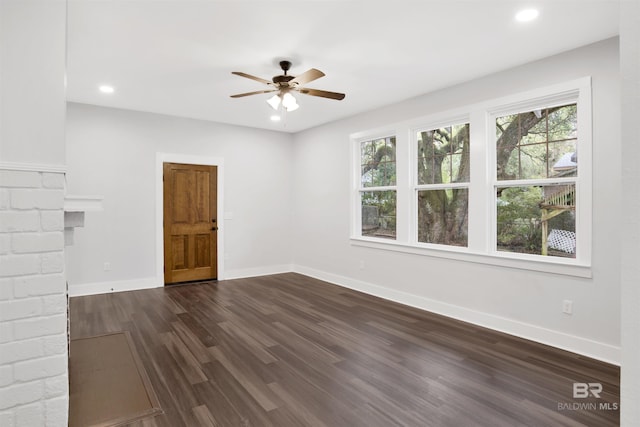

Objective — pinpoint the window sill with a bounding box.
[350,237,592,278]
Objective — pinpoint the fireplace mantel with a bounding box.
[64,195,103,245]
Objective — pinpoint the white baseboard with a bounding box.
[292,264,621,365]
[224,264,294,280]
[68,277,160,297]
[68,264,293,297]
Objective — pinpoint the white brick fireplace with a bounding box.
[0,167,68,427]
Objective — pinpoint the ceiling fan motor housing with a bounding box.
[273,60,294,86]
[272,75,294,85]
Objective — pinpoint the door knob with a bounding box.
[211,227,218,231]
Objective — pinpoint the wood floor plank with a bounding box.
[217,321,278,364]
[191,405,218,427]
[69,272,620,427]
[170,320,211,365]
[266,382,330,427]
[201,360,277,427]
[175,312,219,348]
[265,368,359,427]
[208,346,280,412]
[160,331,208,385]
[191,382,244,427]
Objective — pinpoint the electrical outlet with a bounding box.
[562,300,573,315]
[103,262,111,271]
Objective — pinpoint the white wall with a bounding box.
[620,0,640,424]
[0,0,66,166]
[0,1,69,426]
[65,103,294,293]
[292,38,621,363]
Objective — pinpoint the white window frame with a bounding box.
[488,90,591,266]
[350,77,592,278]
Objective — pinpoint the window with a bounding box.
[359,136,396,239]
[415,123,470,247]
[351,78,591,276]
[494,104,578,258]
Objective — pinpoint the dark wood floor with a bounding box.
[69,273,620,427]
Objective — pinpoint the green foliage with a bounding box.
[361,137,396,187]
[361,191,396,238]
[496,187,543,254]
[549,210,576,233]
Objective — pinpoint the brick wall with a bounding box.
[0,167,68,427]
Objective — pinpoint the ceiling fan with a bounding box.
[230,61,345,112]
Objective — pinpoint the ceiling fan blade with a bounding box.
[231,71,273,85]
[288,68,325,86]
[230,89,277,98]
[297,87,345,100]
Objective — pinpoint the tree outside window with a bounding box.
[360,137,396,239]
[416,123,470,247]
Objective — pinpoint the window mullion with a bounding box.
[395,130,411,243]
[468,110,489,253]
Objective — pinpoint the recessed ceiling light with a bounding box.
[270,115,281,122]
[99,85,115,94]
[515,8,539,22]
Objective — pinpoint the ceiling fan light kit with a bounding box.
[231,60,345,113]
[281,92,299,111]
[267,92,299,112]
[266,94,281,110]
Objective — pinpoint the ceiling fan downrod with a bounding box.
[273,61,294,85]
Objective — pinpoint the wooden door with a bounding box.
[163,163,217,284]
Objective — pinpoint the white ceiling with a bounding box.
[66,0,620,133]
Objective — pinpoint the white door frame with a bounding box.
[155,152,225,285]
